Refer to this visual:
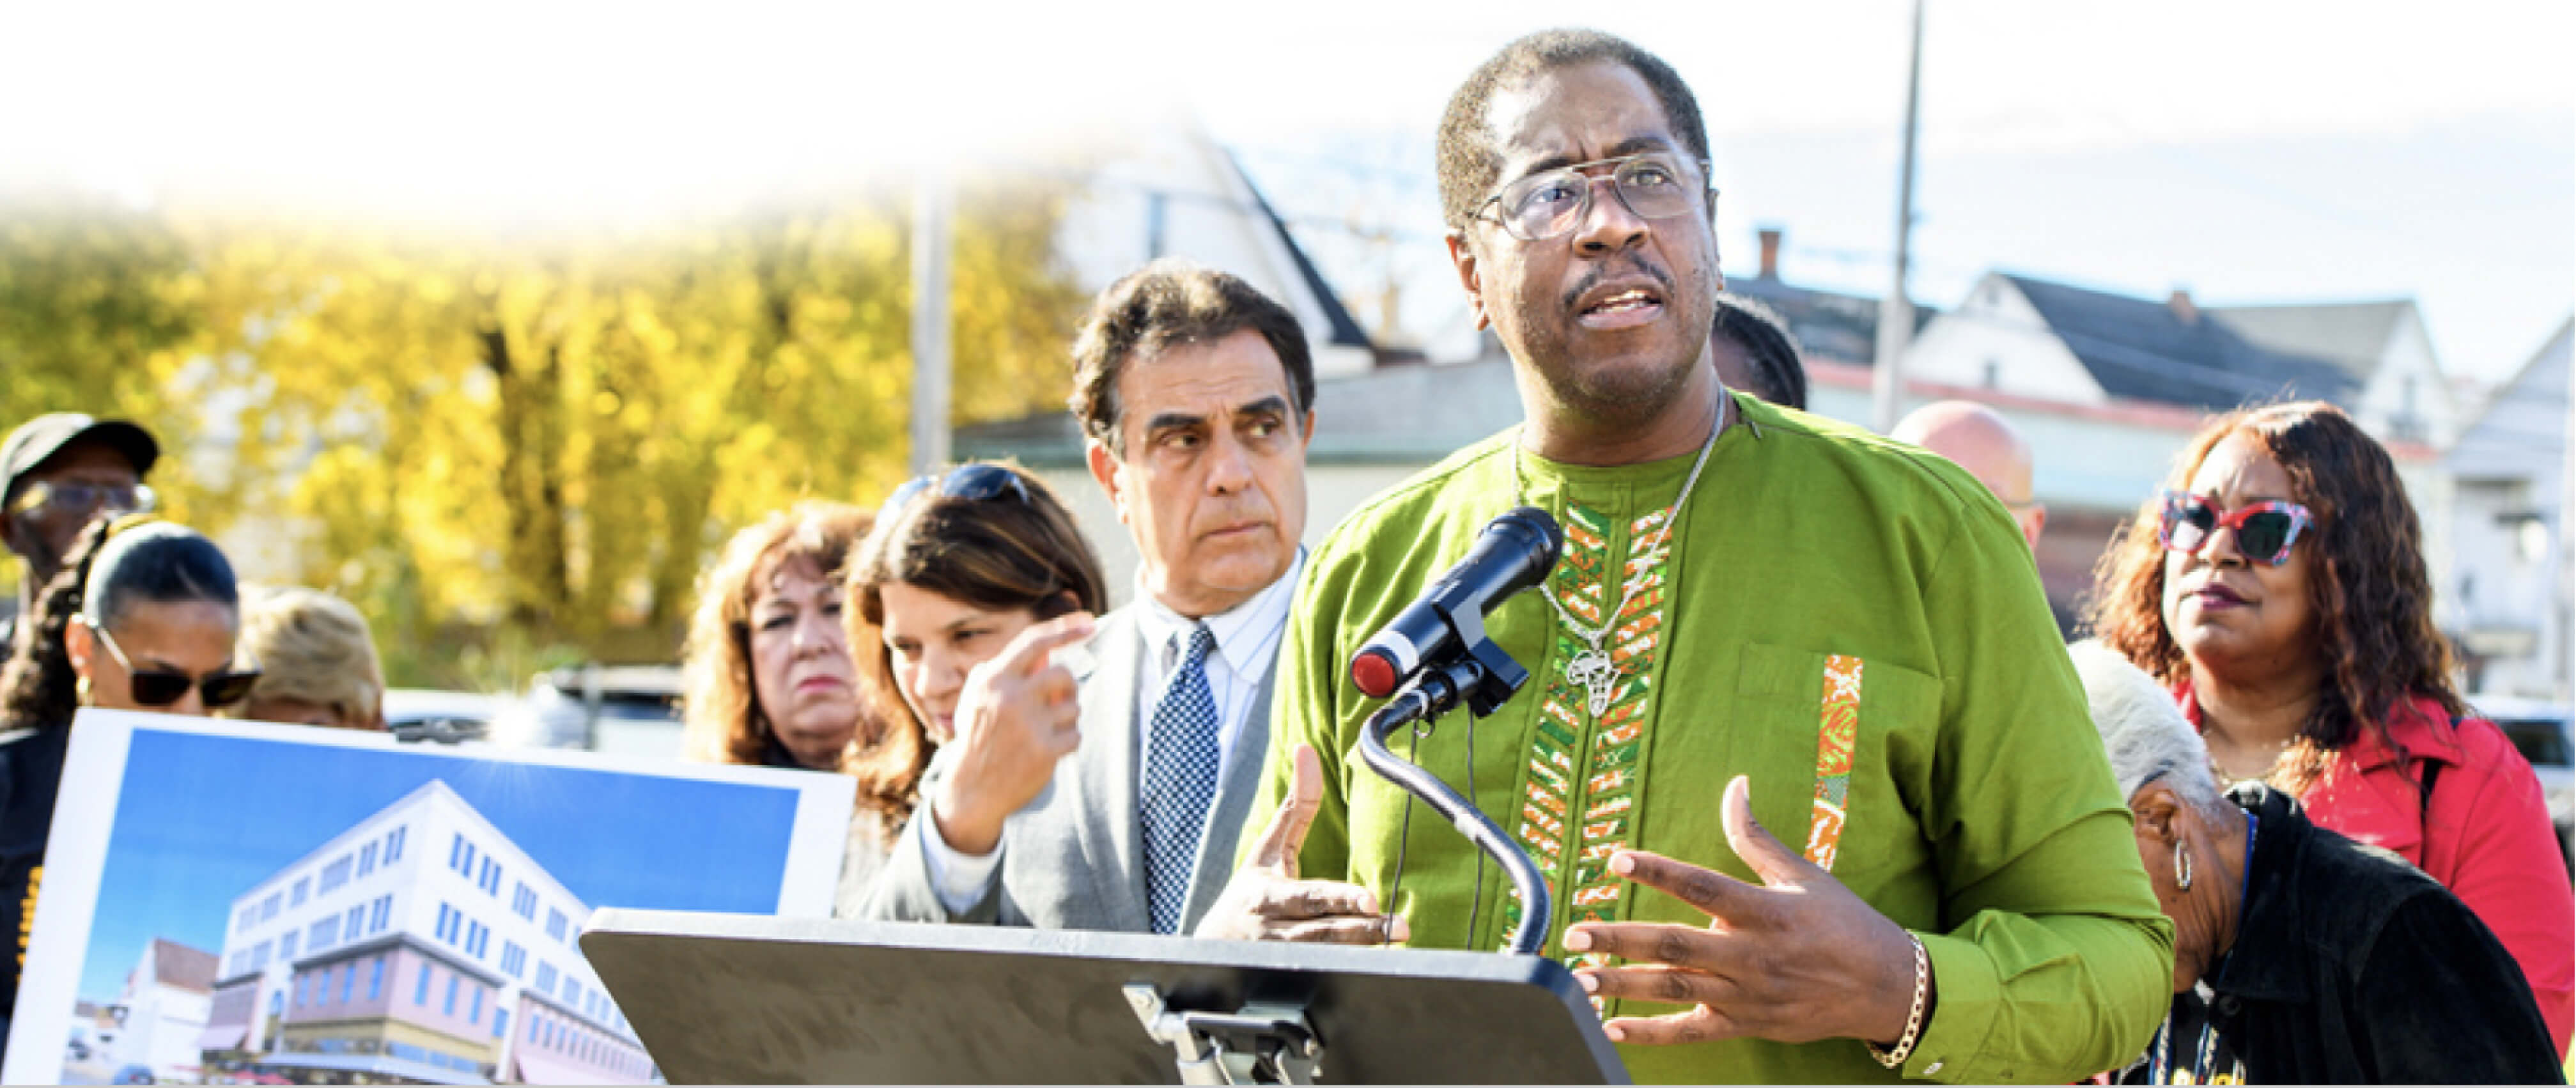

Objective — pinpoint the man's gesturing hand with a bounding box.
[930,612,1095,857]
[1565,776,1926,1048]
[1194,743,1408,944]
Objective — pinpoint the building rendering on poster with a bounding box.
[5,711,851,1086]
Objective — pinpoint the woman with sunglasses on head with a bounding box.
[843,462,1106,899]
[2088,401,2573,1059]
[0,517,249,1061]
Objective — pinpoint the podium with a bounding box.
[582,909,1629,1084]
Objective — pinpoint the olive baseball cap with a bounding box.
[1,413,160,509]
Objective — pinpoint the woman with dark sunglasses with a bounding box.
[0,516,247,1062]
[2087,401,2572,1060]
[842,463,1107,897]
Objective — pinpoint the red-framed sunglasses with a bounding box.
[2157,490,2313,566]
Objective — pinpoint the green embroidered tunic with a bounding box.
[1245,394,2173,1084]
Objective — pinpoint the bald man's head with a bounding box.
[1892,400,2046,551]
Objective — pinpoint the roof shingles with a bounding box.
[2005,274,2359,412]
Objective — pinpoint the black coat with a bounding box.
[2118,784,2560,1084]
[0,720,70,1063]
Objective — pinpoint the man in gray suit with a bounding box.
[864,261,1315,934]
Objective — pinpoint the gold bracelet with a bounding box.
[1866,934,1930,1071]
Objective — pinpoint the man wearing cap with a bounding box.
[0,413,160,654]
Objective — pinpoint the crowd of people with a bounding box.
[0,27,2567,1085]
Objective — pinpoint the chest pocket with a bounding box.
[1714,642,1942,889]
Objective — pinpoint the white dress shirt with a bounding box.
[920,550,1307,913]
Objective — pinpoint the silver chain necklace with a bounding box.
[1514,398,1723,717]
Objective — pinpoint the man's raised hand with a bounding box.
[1564,776,1925,1048]
[1195,743,1408,944]
[929,612,1095,857]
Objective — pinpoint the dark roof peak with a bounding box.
[1993,272,2360,412]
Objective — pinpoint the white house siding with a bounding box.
[2445,318,2572,699]
[2349,307,2460,448]
[1898,276,2111,408]
[113,945,212,1082]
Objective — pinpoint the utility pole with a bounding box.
[910,166,953,476]
[1872,0,1926,434]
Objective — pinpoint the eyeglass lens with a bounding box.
[125,669,258,708]
[2163,497,2298,564]
[1498,155,1703,240]
[16,482,155,518]
[91,622,256,708]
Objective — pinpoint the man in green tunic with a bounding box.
[1198,28,2173,1084]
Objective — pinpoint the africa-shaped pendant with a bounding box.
[1563,646,1622,717]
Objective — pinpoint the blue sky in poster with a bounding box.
[75,729,803,1002]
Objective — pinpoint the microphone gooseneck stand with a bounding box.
[1134,644,1550,1085]
[1353,643,1553,957]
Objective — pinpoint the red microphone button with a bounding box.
[1351,651,1399,699]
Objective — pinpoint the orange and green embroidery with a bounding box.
[1804,655,1864,871]
[1503,504,1674,965]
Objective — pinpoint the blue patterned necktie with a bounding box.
[1139,623,1221,934]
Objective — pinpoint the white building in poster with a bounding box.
[108,938,216,1082]
[199,780,653,1085]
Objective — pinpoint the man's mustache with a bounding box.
[1560,257,1675,313]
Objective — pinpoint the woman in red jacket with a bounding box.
[2090,401,2573,1058]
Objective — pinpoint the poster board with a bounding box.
[4,710,853,1085]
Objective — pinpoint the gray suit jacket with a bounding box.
[858,605,1276,933]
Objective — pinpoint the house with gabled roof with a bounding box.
[2212,298,2460,448]
[1882,271,2448,627]
[1902,272,2362,414]
[1055,121,1379,379]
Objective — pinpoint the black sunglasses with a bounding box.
[881,463,1034,515]
[85,619,261,709]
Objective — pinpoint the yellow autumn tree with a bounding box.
[0,198,207,598]
[168,178,1086,688]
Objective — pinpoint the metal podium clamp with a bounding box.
[1125,983,1323,1085]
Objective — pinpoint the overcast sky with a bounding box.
[4,0,2566,382]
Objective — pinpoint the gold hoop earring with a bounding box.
[76,674,93,706]
[2174,842,2194,891]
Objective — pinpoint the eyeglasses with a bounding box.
[1473,152,1714,242]
[83,619,261,709]
[2157,490,2314,567]
[10,481,155,520]
[881,463,1033,516]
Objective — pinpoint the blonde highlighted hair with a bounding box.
[234,586,385,729]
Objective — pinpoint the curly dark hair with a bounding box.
[1435,28,1712,233]
[1069,259,1314,456]
[2083,401,2460,794]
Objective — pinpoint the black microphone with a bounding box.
[1349,506,1563,699]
